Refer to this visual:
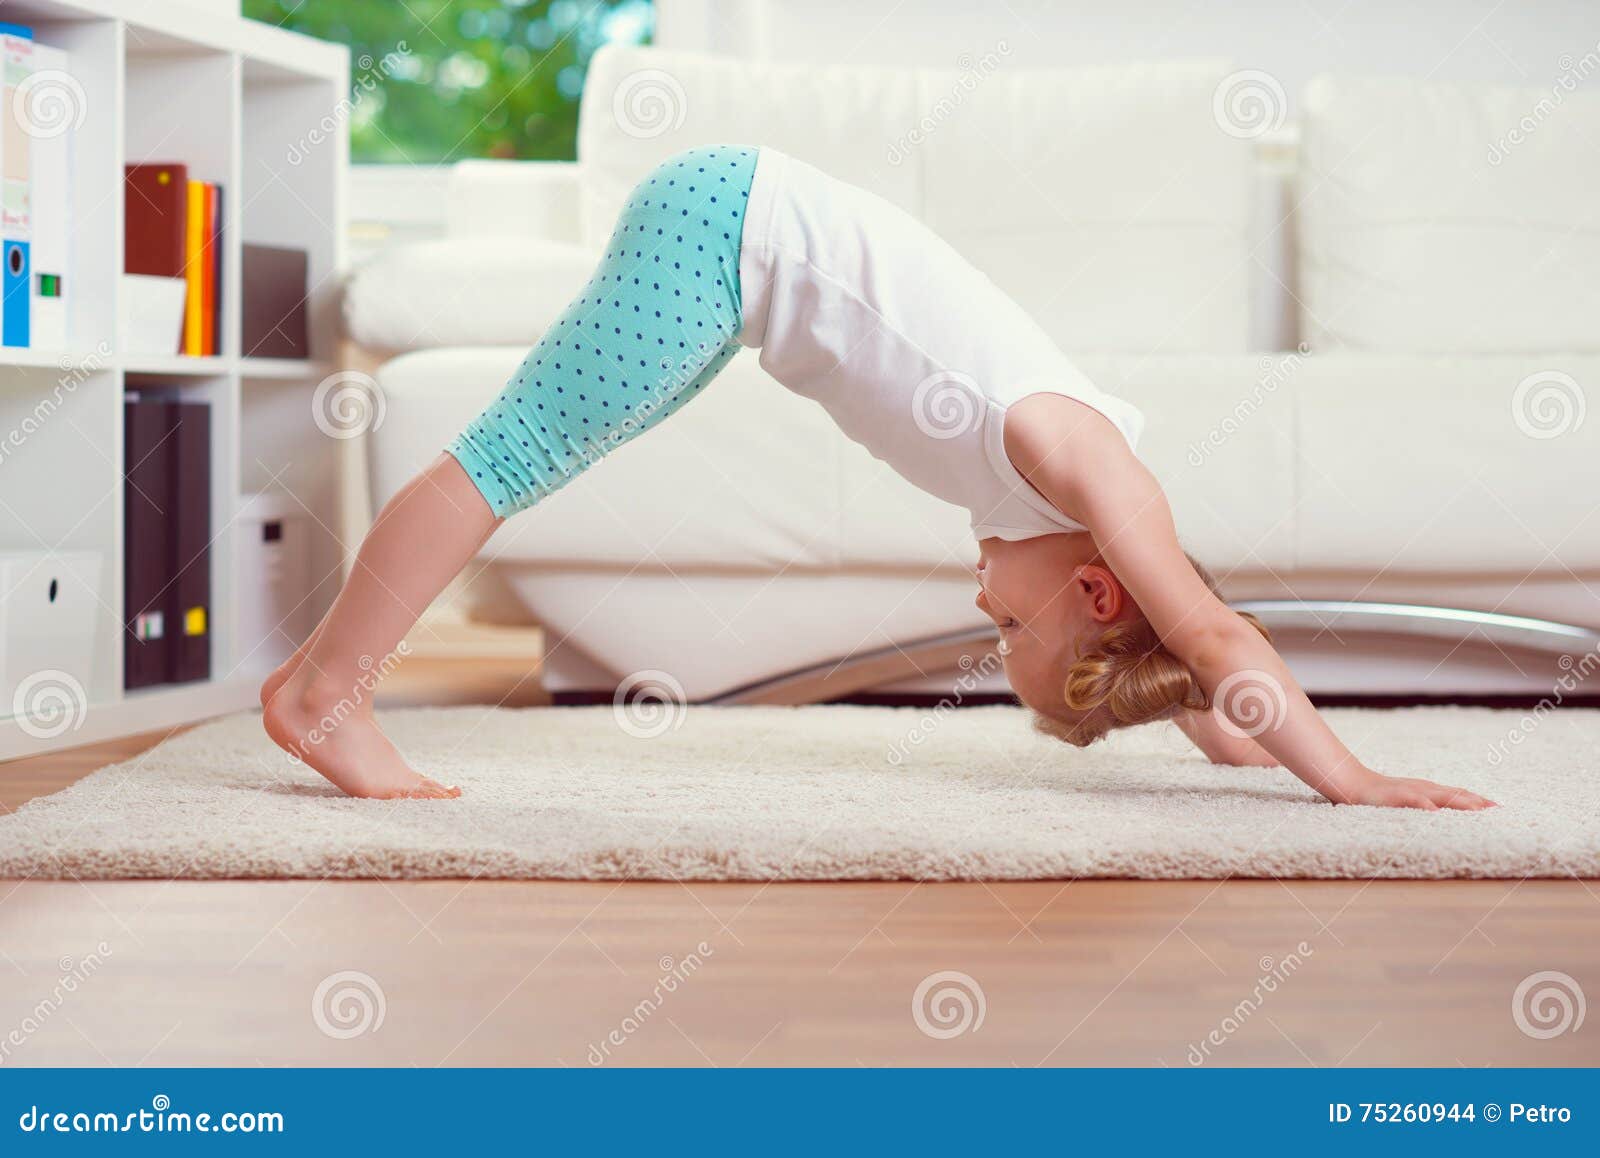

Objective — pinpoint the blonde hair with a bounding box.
[1032,553,1270,748]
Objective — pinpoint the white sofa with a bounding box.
[345,46,1600,701]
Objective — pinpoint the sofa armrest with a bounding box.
[446,159,583,242]
[342,235,598,353]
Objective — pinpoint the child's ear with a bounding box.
[1075,564,1127,622]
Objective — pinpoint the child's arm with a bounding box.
[1005,397,1495,810]
[1174,709,1280,767]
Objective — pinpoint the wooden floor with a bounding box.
[2,709,1597,1067]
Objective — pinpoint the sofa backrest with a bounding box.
[1297,72,1600,354]
[577,44,1256,355]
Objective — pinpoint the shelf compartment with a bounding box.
[239,357,329,381]
[240,65,346,365]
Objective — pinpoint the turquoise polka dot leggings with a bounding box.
[446,145,758,518]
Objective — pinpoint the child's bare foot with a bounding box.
[262,675,459,800]
[259,620,328,710]
[259,651,305,711]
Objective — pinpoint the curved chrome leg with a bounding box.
[707,602,1599,706]
[709,626,1001,706]
[1231,600,1600,654]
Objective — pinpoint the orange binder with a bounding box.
[182,179,205,356]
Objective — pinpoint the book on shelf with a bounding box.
[123,394,212,690]
[125,164,223,357]
[241,243,309,360]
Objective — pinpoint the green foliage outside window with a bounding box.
[243,0,654,162]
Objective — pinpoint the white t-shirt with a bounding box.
[736,147,1145,542]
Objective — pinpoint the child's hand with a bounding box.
[1335,769,1497,811]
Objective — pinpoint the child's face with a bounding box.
[974,533,1134,719]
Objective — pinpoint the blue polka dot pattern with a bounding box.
[447,145,758,517]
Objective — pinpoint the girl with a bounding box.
[262,145,1493,812]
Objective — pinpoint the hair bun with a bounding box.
[1063,619,1206,727]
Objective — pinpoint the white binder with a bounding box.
[26,41,70,350]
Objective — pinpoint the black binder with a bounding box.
[122,395,211,690]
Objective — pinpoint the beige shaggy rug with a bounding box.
[1,705,1595,880]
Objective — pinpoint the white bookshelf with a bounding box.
[0,0,348,759]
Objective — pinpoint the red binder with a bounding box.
[124,163,189,278]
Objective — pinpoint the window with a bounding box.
[242,0,654,162]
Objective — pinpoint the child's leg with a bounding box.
[262,453,498,798]
[262,144,757,799]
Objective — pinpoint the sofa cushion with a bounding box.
[1292,354,1600,570]
[342,236,597,352]
[578,45,1254,353]
[1298,73,1600,353]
